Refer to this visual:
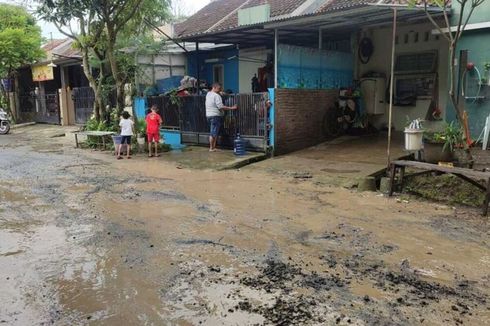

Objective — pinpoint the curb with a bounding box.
[218,153,269,171]
[11,122,36,129]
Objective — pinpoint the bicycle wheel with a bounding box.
[323,106,343,138]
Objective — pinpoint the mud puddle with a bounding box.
[1,126,489,325]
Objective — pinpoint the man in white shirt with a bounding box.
[205,83,237,152]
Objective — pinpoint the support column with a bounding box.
[387,8,397,168]
[59,66,68,126]
[196,42,200,93]
[274,29,278,89]
[318,28,323,50]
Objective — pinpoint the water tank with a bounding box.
[361,77,386,115]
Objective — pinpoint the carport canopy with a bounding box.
[178,4,448,49]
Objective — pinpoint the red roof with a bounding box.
[175,0,308,38]
[175,0,446,39]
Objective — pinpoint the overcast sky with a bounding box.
[0,0,210,39]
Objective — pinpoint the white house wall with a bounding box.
[359,22,449,132]
[238,48,272,93]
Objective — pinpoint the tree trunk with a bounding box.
[105,32,125,114]
[80,48,105,121]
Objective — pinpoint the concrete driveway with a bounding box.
[249,134,407,187]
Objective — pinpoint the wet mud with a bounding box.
[0,126,489,325]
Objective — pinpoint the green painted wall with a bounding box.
[447,30,490,138]
[445,2,490,137]
[451,1,490,25]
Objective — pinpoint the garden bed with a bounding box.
[404,173,484,207]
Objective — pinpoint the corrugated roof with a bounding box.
[175,0,446,39]
[41,39,66,52]
[39,38,81,64]
[175,0,308,38]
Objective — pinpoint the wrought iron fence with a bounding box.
[18,92,60,124]
[72,87,95,124]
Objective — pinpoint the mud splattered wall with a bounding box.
[274,88,337,154]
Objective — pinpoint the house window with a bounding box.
[213,65,224,86]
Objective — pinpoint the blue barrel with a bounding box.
[234,134,246,156]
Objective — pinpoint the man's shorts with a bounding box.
[207,116,223,138]
[147,132,160,143]
[121,135,132,145]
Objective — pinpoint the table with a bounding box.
[389,160,490,215]
[73,131,115,150]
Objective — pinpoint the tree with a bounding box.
[37,0,108,120]
[97,0,170,112]
[37,0,170,120]
[410,0,486,162]
[0,4,44,112]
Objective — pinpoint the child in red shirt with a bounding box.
[145,105,163,157]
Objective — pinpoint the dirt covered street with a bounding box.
[0,126,489,326]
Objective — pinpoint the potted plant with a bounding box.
[135,118,147,146]
[423,122,463,164]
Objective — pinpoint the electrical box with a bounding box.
[361,77,386,115]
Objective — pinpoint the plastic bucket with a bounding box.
[112,135,123,145]
[404,128,424,151]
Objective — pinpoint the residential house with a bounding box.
[13,39,92,126]
[165,0,452,154]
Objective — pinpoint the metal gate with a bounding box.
[72,87,95,124]
[18,92,60,124]
[148,93,270,152]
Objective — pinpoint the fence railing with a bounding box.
[147,92,269,138]
[72,87,95,124]
[18,92,60,124]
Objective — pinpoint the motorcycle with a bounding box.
[0,108,11,134]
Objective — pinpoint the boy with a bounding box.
[118,111,134,160]
[145,105,163,157]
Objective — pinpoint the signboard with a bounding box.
[32,65,54,82]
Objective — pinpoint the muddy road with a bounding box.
[0,126,489,326]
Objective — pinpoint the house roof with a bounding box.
[38,38,81,65]
[175,0,446,40]
[174,0,308,38]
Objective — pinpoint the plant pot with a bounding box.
[423,141,453,163]
[453,148,472,168]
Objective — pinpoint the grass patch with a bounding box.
[404,173,484,207]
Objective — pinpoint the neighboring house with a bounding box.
[13,39,91,125]
[168,0,453,154]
